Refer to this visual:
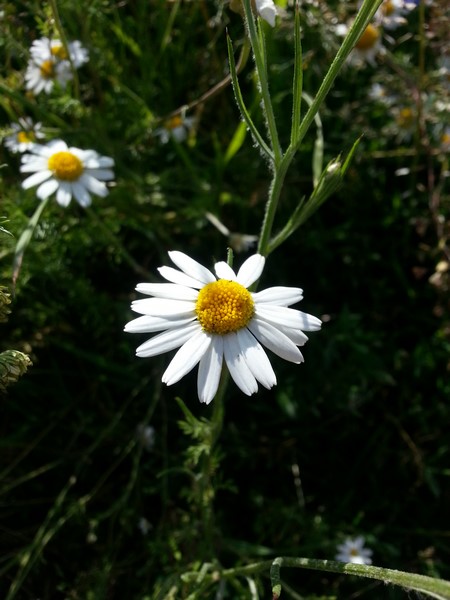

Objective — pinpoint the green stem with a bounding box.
[241,0,282,164]
[270,557,450,600]
[257,148,294,257]
[181,558,450,600]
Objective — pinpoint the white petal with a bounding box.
[125,314,196,334]
[162,330,211,385]
[36,178,59,200]
[136,322,200,357]
[197,335,224,404]
[255,305,322,331]
[21,169,52,188]
[79,173,108,197]
[223,333,258,396]
[20,159,49,173]
[168,251,216,285]
[214,261,237,281]
[277,324,309,346]
[252,286,303,306]
[236,254,265,287]
[255,0,277,26]
[56,182,73,207]
[135,283,198,301]
[130,297,195,317]
[158,266,206,289]
[46,140,68,154]
[248,318,304,363]
[72,181,92,207]
[85,168,115,180]
[237,328,276,389]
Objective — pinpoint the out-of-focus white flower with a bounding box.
[125,251,321,404]
[138,517,152,535]
[335,537,373,565]
[136,424,156,451]
[367,82,396,105]
[3,117,45,153]
[205,212,258,253]
[375,0,410,29]
[30,37,89,68]
[352,24,384,66]
[255,0,277,27]
[25,37,88,95]
[24,57,72,95]
[20,139,115,208]
[153,114,195,144]
[336,22,384,67]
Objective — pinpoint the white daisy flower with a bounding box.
[125,251,321,404]
[3,117,45,153]
[255,0,277,27]
[20,139,115,208]
[335,537,373,565]
[367,83,395,106]
[30,37,89,68]
[375,0,409,29]
[24,56,72,95]
[352,23,384,67]
[336,22,384,67]
[153,114,195,144]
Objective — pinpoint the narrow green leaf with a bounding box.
[224,120,248,164]
[290,0,303,148]
[12,197,50,289]
[226,32,274,162]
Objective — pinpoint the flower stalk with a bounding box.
[228,0,384,257]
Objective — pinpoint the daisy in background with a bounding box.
[30,37,89,69]
[153,114,195,144]
[336,22,384,67]
[20,139,115,208]
[24,37,89,96]
[229,0,278,27]
[335,537,373,565]
[3,117,45,153]
[125,251,321,404]
[367,82,396,106]
[24,57,72,95]
[375,0,412,30]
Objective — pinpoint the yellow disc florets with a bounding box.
[355,24,380,50]
[48,151,84,181]
[382,0,394,16]
[39,59,55,79]
[17,131,35,144]
[164,116,184,131]
[51,44,68,60]
[195,279,255,335]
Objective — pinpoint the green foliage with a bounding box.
[0,0,449,598]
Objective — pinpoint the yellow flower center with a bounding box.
[164,115,184,130]
[17,131,35,144]
[397,107,414,129]
[51,43,68,60]
[39,59,55,79]
[355,24,380,50]
[441,132,450,146]
[48,151,84,181]
[382,0,394,16]
[350,549,359,557]
[195,280,254,335]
